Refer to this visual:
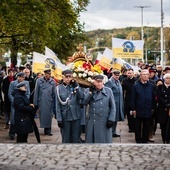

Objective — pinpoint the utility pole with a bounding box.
[135,5,150,40]
[135,5,150,63]
[160,0,164,66]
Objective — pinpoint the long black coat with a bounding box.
[2,76,15,112]
[131,80,155,118]
[13,89,34,134]
[157,84,170,124]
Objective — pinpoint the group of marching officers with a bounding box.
[1,64,170,144]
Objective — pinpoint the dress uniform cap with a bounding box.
[93,75,104,80]
[17,72,26,77]
[62,69,73,75]
[17,82,27,88]
[44,69,51,73]
[112,70,120,75]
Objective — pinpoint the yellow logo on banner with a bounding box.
[113,48,143,59]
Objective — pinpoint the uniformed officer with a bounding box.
[82,75,116,143]
[33,69,56,136]
[56,69,84,143]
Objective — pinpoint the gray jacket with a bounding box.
[56,84,84,121]
[105,78,124,122]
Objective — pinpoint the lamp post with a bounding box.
[135,5,150,63]
[160,0,164,66]
[135,5,150,40]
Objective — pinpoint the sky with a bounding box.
[80,0,170,31]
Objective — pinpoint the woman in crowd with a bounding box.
[13,82,35,143]
[157,73,170,143]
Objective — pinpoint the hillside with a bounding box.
[84,26,170,64]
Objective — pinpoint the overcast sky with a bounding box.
[80,0,170,31]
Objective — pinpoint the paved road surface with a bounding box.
[1,115,170,170]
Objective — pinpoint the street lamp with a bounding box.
[160,0,164,66]
[134,5,150,40]
[135,5,150,63]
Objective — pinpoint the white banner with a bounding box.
[112,38,144,59]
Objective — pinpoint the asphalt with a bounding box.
[0,114,170,170]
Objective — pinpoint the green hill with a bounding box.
[84,26,170,64]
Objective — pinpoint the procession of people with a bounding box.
[0,62,170,144]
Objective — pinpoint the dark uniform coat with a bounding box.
[82,87,116,143]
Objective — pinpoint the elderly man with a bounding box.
[34,69,56,136]
[82,75,116,143]
[56,69,84,143]
[131,69,155,143]
[105,70,124,137]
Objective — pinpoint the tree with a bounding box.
[0,0,89,66]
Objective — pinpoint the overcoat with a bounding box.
[33,77,56,128]
[131,80,155,118]
[157,84,170,124]
[105,78,124,121]
[8,80,30,124]
[13,89,34,134]
[82,87,116,143]
[2,75,15,112]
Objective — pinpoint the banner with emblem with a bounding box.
[112,38,144,59]
[32,52,66,80]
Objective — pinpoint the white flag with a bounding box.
[45,46,61,62]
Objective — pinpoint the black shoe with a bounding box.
[112,134,120,137]
[148,138,154,142]
[79,138,85,143]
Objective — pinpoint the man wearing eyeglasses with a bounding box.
[33,69,56,136]
[56,69,84,143]
[131,69,155,143]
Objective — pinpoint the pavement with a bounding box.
[1,114,170,169]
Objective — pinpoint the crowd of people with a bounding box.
[0,62,170,144]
